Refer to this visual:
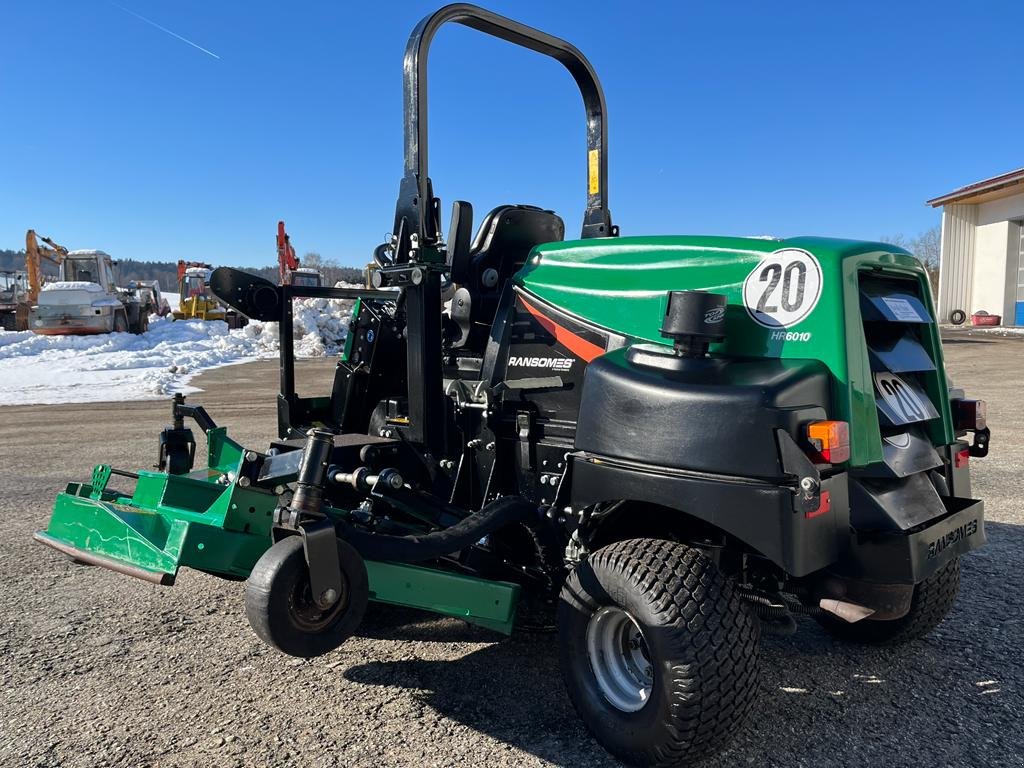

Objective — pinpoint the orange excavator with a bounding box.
[23,229,146,335]
[25,229,68,304]
[277,221,322,287]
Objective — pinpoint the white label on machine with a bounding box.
[742,248,823,328]
[881,296,923,322]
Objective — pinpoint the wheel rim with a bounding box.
[287,572,348,632]
[585,606,654,712]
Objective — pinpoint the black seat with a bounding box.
[449,204,564,350]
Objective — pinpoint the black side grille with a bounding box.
[859,275,943,480]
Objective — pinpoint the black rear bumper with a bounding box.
[833,495,985,584]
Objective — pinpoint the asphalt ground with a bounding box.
[1,337,1022,768]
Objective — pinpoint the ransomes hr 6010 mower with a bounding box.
[36,5,990,765]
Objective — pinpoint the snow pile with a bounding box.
[946,325,1024,338]
[252,282,360,358]
[0,318,279,405]
[0,284,362,406]
[40,281,104,292]
[289,286,359,356]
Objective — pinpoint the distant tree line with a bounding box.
[0,249,364,291]
[879,225,940,296]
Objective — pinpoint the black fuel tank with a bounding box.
[575,346,831,480]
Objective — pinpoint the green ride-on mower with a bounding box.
[36,5,990,765]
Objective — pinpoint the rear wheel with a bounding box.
[558,539,760,767]
[817,558,960,644]
[245,536,369,658]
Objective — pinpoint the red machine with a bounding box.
[277,221,299,285]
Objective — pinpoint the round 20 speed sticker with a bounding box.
[742,248,823,328]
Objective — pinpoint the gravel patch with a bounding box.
[2,340,1022,767]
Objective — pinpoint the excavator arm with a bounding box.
[277,221,299,285]
[25,230,68,304]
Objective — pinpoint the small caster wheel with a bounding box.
[245,536,368,658]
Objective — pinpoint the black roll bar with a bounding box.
[394,2,614,259]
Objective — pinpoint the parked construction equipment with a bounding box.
[25,230,146,335]
[127,281,171,318]
[277,221,323,287]
[172,261,247,328]
[35,5,991,765]
[0,270,29,331]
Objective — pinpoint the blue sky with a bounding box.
[2,1,1019,267]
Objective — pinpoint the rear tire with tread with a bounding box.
[558,538,760,767]
[818,557,960,645]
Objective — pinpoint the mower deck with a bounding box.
[36,428,520,635]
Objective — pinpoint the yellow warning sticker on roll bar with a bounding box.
[588,149,600,195]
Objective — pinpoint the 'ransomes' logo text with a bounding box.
[927,519,979,560]
[508,356,574,371]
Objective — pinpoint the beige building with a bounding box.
[927,168,1024,326]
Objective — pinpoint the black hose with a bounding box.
[760,613,798,637]
[741,591,823,617]
[740,592,804,636]
[373,242,393,268]
[336,496,538,564]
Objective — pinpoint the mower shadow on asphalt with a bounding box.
[344,522,1021,766]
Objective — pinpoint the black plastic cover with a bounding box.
[571,456,850,577]
[866,328,936,373]
[209,267,280,321]
[848,469,952,532]
[575,348,830,480]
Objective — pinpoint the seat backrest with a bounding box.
[467,205,564,290]
[450,204,563,351]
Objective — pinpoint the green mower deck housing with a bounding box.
[35,4,990,766]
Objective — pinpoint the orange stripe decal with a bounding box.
[519,297,605,363]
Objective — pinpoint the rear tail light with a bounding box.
[954,448,970,469]
[953,399,987,431]
[806,420,850,464]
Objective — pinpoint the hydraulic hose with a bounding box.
[336,496,538,564]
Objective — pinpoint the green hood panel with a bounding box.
[516,235,950,467]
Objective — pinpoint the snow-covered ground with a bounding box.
[0,290,358,406]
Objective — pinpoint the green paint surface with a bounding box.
[517,235,952,466]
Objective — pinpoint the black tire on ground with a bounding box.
[558,538,760,767]
[818,557,960,645]
[245,536,369,658]
[113,311,128,333]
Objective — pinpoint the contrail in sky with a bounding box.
[110,2,221,60]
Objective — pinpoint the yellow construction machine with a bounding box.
[173,260,247,328]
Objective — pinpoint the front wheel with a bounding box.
[558,539,760,767]
[245,536,369,658]
[817,557,960,644]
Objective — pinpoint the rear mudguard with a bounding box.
[570,450,984,584]
[571,453,850,578]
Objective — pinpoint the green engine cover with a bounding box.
[516,235,954,468]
